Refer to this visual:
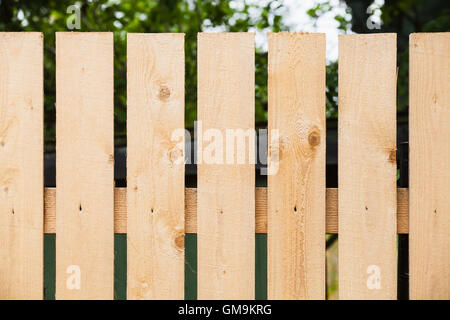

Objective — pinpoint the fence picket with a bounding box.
[127,33,185,299]
[197,33,255,299]
[338,34,397,299]
[268,33,326,299]
[55,33,114,299]
[410,33,450,299]
[0,32,43,299]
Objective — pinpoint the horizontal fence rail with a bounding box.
[43,187,410,234]
[0,31,449,300]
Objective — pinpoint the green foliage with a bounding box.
[326,61,338,119]
[307,0,449,121]
[0,0,448,147]
[380,0,450,118]
[0,0,286,146]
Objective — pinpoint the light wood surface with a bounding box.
[197,33,255,299]
[43,187,409,234]
[127,33,185,299]
[409,33,450,300]
[338,34,397,299]
[268,33,326,299]
[0,32,43,299]
[56,33,114,299]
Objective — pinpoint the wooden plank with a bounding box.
[43,187,410,234]
[267,33,326,299]
[127,33,185,299]
[55,33,114,299]
[338,34,397,299]
[197,33,255,299]
[0,32,43,299]
[410,33,450,299]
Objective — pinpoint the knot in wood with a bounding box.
[158,86,171,100]
[168,147,183,164]
[308,131,320,147]
[174,233,185,250]
[388,149,396,163]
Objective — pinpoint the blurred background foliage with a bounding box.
[0,0,448,148]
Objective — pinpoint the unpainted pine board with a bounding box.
[267,33,326,299]
[409,33,450,300]
[43,187,410,234]
[0,32,43,299]
[56,32,114,299]
[338,34,397,299]
[127,33,185,299]
[197,33,255,299]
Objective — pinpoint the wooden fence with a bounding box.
[0,32,448,300]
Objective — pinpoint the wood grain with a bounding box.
[0,32,43,299]
[338,34,397,299]
[127,33,185,299]
[197,33,255,299]
[268,33,326,299]
[56,33,114,299]
[43,187,409,234]
[409,33,450,299]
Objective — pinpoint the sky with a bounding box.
[239,0,383,61]
[225,0,351,61]
[283,0,349,61]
